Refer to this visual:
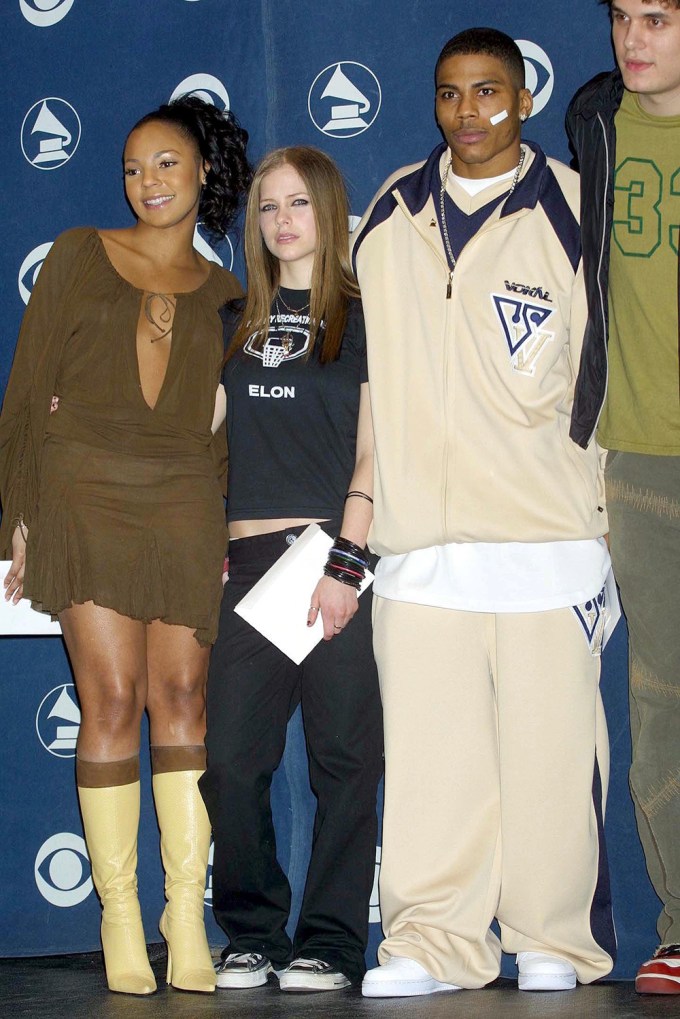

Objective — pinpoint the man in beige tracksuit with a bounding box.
[354,28,617,998]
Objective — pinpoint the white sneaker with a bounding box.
[362,956,462,997]
[517,952,577,991]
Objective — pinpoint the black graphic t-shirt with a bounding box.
[221,288,367,522]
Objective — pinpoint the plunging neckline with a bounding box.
[90,233,199,413]
[92,230,218,412]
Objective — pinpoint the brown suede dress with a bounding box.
[0,227,241,645]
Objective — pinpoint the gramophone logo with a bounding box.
[18,241,53,305]
[517,39,554,117]
[308,62,381,138]
[36,683,81,758]
[170,73,230,110]
[21,98,81,170]
[20,0,74,27]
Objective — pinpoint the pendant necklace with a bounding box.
[144,292,176,342]
[439,145,526,298]
[275,288,310,355]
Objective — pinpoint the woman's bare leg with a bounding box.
[59,602,155,995]
[59,601,148,760]
[146,621,215,993]
[145,619,210,745]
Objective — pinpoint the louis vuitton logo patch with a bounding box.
[491,294,555,377]
[573,586,607,656]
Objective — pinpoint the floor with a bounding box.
[1,948,678,1019]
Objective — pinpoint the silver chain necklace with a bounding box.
[439,145,525,296]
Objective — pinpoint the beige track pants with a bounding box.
[372,596,615,988]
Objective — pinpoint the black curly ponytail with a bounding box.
[128,95,252,241]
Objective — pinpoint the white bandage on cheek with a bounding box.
[489,109,509,126]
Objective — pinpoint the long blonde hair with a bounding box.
[227,146,360,363]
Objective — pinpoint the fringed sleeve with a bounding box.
[0,401,33,557]
[0,228,91,557]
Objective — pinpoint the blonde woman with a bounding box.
[200,147,383,994]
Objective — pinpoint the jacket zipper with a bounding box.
[393,189,455,527]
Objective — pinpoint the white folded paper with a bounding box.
[0,562,62,635]
[234,524,373,664]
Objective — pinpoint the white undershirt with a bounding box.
[451,166,516,196]
[373,538,611,613]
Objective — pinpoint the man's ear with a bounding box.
[519,88,534,122]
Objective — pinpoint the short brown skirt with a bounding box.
[25,435,227,646]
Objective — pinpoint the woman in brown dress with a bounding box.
[0,96,250,995]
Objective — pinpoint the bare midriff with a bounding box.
[228,517,330,540]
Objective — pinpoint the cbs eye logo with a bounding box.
[517,40,554,118]
[34,833,93,907]
[20,0,74,27]
[18,241,53,305]
[193,227,234,272]
[170,74,230,110]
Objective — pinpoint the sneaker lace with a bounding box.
[290,958,330,973]
[223,952,264,967]
[656,945,680,958]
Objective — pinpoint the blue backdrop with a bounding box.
[0,0,662,979]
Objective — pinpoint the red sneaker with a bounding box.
[635,944,680,994]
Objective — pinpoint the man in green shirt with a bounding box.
[567,0,680,995]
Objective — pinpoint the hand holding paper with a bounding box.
[309,572,361,640]
[234,524,373,664]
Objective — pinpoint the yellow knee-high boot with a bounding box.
[77,756,156,995]
[151,746,215,994]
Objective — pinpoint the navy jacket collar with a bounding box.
[395,140,547,220]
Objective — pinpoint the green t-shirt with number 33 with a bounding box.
[599,89,680,454]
